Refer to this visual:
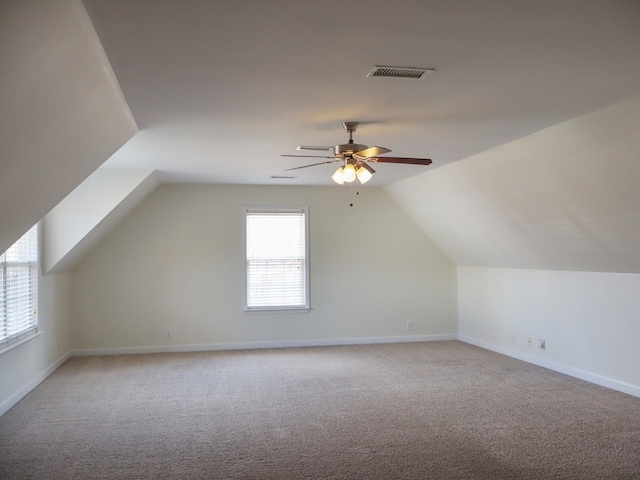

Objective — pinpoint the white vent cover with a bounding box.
[366,66,435,79]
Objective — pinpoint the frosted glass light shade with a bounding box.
[356,166,373,184]
[343,163,356,182]
[331,166,345,184]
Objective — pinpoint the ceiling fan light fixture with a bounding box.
[331,166,345,185]
[282,122,433,186]
[343,163,357,182]
[356,165,373,184]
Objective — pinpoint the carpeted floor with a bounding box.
[1,341,639,479]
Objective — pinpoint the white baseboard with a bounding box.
[71,333,459,357]
[459,335,640,399]
[0,351,71,417]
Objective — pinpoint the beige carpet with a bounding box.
[1,341,639,479]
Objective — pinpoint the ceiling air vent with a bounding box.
[366,65,435,80]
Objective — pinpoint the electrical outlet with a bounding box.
[166,330,172,339]
[538,339,546,350]
[527,338,532,347]
[406,321,413,330]
[510,334,515,344]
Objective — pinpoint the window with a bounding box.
[1,224,38,351]
[245,207,309,312]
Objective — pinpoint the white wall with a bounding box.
[0,0,137,416]
[458,266,640,396]
[385,96,640,397]
[0,272,72,415]
[70,185,457,352]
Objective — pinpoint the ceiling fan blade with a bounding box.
[368,157,432,166]
[297,145,333,151]
[281,154,335,158]
[285,159,342,171]
[354,146,391,158]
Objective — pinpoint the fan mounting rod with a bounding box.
[338,122,367,153]
[343,122,358,143]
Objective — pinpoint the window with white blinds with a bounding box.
[245,207,309,312]
[1,224,38,351]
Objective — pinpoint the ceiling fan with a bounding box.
[281,122,432,184]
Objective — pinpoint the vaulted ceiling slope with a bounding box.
[82,0,640,185]
[3,0,640,274]
[0,0,138,254]
[386,95,640,274]
[42,169,159,274]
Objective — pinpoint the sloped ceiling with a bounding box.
[82,0,640,185]
[2,1,639,276]
[42,169,160,274]
[0,0,138,254]
[386,95,640,274]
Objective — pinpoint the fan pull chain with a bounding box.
[349,184,360,207]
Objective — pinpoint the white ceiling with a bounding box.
[82,0,640,186]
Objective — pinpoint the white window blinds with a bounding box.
[245,208,309,311]
[1,224,38,350]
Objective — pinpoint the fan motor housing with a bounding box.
[334,143,368,156]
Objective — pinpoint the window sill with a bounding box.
[244,307,310,315]
[0,329,42,356]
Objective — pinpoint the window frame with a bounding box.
[0,224,39,354]
[243,206,310,314]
